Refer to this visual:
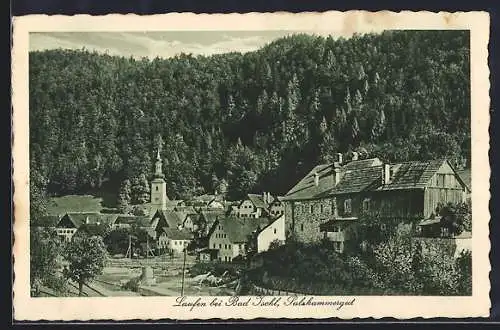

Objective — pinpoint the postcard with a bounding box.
[12,11,491,320]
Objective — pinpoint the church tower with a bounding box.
[151,144,169,211]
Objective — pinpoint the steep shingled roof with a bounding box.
[58,212,118,228]
[376,159,445,191]
[284,158,383,200]
[153,210,185,228]
[215,217,270,243]
[458,169,471,191]
[282,163,335,200]
[322,165,383,196]
[114,215,150,227]
[163,227,193,240]
[247,194,268,209]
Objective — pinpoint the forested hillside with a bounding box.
[29,30,470,204]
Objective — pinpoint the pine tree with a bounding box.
[370,109,386,142]
[136,173,150,204]
[117,179,132,214]
[351,116,360,146]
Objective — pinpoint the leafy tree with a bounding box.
[455,250,472,295]
[30,227,67,296]
[63,235,108,296]
[437,202,472,236]
[104,228,131,256]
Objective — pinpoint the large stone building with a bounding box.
[282,153,470,252]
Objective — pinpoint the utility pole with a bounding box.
[181,247,187,296]
[126,235,132,259]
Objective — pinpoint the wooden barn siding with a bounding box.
[424,170,465,217]
[366,190,425,219]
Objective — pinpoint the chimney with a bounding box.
[314,172,319,187]
[383,164,391,184]
[336,153,343,164]
[334,169,341,185]
[351,152,359,161]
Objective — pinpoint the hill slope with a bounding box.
[29,30,470,204]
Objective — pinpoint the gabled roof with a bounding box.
[162,227,193,240]
[152,210,184,228]
[174,205,198,214]
[458,168,471,191]
[376,159,445,191]
[322,165,383,196]
[284,158,383,200]
[114,215,150,227]
[200,210,223,225]
[58,212,118,228]
[165,200,185,210]
[194,194,219,203]
[213,217,270,243]
[33,215,61,227]
[247,194,268,209]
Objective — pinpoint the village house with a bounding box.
[54,212,117,242]
[206,214,286,261]
[268,196,285,219]
[111,215,150,230]
[164,200,186,211]
[158,227,193,255]
[237,193,273,218]
[283,152,470,253]
[458,168,472,201]
[198,210,225,237]
[198,248,219,262]
[181,213,198,232]
[207,217,269,262]
[256,214,286,253]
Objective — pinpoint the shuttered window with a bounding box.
[344,199,352,214]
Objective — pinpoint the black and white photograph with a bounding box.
[12,11,491,320]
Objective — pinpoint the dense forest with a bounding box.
[29,30,470,206]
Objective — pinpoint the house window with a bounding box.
[219,244,222,249]
[274,228,277,234]
[437,174,446,187]
[301,224,304,231]
[310,205,314,214]
[156,186,159,191]
[363,198,371,213]
[344,199,352,214]
[320,204,324,213]
[213,243,216,248]
[334,241,342,252]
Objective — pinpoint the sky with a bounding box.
[29,31,356,59]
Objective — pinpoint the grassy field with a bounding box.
[46,194,117,215]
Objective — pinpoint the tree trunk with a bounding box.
[78,280,84,297]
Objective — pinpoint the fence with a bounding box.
[251,283,304,296]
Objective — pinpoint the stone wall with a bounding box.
[285,198,336,243]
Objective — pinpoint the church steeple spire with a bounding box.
[154,136,164,178]
[151,135,169,210]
